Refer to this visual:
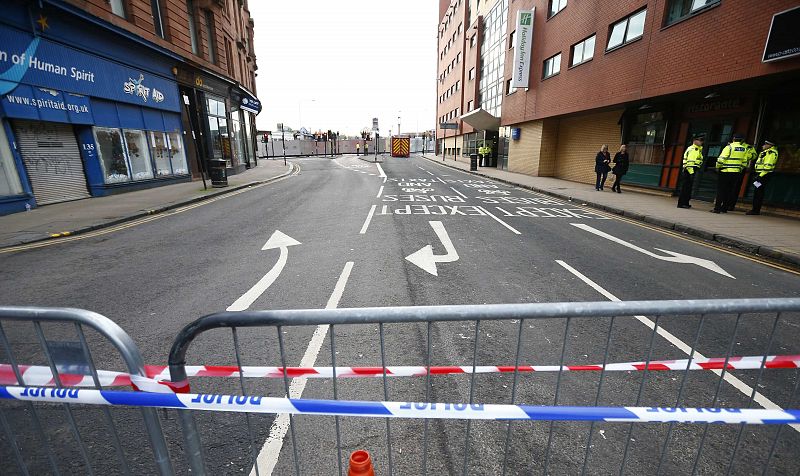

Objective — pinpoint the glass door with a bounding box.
[687,119,734,202]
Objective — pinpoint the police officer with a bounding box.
[356,142,360,156]
[712,133,748,213]
[479,143,491,167]
[746,140,779,216]
[677,133,704,209]
[727,139,757,211]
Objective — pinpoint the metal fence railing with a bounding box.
[0,306,173,475]
[166,298,800,475]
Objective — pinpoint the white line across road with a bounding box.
[360,205,377,234]
[252,261,355,475]
[555,260,799,434]
[477,206,521,235]
[449,187,467,199]
[376,185,384,198]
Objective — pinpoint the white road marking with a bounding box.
[405,221,459,276]
[437,177,447,184]
[555,260,799,433]
[252,261,354,475]
[376,163,386,180]
[572,223,734,279]
[449,187,468,199]
[477,206,521,235]
[360,205,377,234]
[227,231,301,312]
[426,171,435,176]
[376,186,384,198]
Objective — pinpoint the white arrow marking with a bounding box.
[571,223,734,279]
[227,231,301,311]
[405,221,459,276]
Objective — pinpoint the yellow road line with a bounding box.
[0,164,299,255]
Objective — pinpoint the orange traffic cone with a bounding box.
[348,450,375,476]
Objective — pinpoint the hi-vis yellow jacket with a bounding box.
[716,141,749,173]
[754,146,779,177]
[682,144,703,174]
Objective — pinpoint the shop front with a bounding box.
[0,19,187,215]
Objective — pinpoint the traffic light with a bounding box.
[323,133,328,142]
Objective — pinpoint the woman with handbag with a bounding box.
[595,144,611,191]
[611,144,629,193]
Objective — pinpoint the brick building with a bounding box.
[0,0,261,215]
[436,0,800,213]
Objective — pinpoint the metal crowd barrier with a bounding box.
[167,298,800,475]
[0,306,173,475]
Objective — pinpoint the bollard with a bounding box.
[348,450,375,476]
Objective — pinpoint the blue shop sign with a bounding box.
[0,24,180,112]
[1,83,93,124]
[239,89,261,115]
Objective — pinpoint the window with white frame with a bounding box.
[548,0,567,18]
[542,53,561,79]
[469,68,475,80]
[607,9,647,51]
[571,34,596,67]
[665,0,720,25]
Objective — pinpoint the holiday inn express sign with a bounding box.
[511,9,534,89]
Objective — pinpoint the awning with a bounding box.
[460,108,500,131]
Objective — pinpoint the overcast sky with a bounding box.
[249,1,438,136]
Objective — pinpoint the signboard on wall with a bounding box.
[511,8,535,88]
[763,6,800,62]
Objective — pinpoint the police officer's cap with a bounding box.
[732,133,744,141]
[692,133,705,140]
[764,139,775,146]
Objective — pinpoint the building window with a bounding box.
[0,125,23,195]
[505,78,513,95]
[509,30,515,49]
[607,9,647,51]
[151,0,165,38]
[187,0,199,55]
[570,34,596,67]
[123,130,154,180]
[204,10,218,64]
[109,0,126,18]
[542,53,561,79]
[456,80,460,91]
[225,39,234,76]
[457,52,461,63]
[548,0,567,18]
[469,68,475,80]
[665,0,720,26]
[470,35,476,48]
[468,100,474,111]
[458,23,463,36]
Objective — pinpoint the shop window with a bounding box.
[150,132,172,176]
[626,111,667,165]
[94,127,130,183]
[548,0,567,18]
[167,132,189,174]
[570,35,596,67]
[542,53,561,79]
[0,125,23,196]
[109,0,126,18]
[123,130,154,180]
[665,0,720,26]
[607,9,647,51]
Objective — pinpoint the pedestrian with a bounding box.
[365,142,369,155]
[611,144,629,193]
[727,139,757,211]
[594,144,611,191]
[746,139,779,216]
[677,133,704,209]
[356,143,360,156]
[712,133,748,213]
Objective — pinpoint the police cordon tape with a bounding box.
[2,354,798,394]
[1,386,799,424]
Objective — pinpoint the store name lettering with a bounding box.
[0,50,96,83]
[123,74,164,103]
[687,98,741,114]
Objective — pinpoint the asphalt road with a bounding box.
[1,154,799,475]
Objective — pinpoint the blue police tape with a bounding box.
[1,386,799,424]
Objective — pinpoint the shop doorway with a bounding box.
[12,120,90,205]
[687,119,735,202]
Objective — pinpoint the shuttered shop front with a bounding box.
[12,120,90,205]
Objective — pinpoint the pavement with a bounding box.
[0,158,293,248]
[420,153,800,268]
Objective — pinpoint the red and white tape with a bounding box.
[1,354,797,394]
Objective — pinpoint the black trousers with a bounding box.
[595,171,608,190]
[677,169,694,206]
[714,172,738,211]
[751,173,772,213]
[727,173,744,210]
[612,173,624,190]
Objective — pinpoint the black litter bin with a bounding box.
[209,159,228,187]
[469,153,478,171]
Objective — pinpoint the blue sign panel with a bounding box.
[239,88,262,114]
[0,24,180,112]
[1,83,93,124]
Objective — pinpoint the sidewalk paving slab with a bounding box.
[0,159,292,249]
[418,153,800,269]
